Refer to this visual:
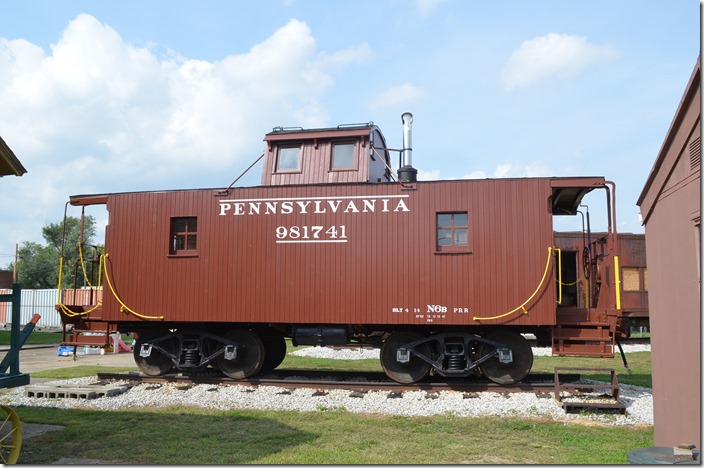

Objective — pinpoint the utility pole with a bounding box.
[13,243,18,283]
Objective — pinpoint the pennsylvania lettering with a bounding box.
[218,195,410,216]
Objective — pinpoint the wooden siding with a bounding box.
[262,139,372,186]
[81,177,606,329]
[260,126,391,186]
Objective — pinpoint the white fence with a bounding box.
[0,289,65,328]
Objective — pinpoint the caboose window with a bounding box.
[331,142,356,169]
[622,266,648,292]
[437,212,469,252]
[276,145,301,172]
[170,217,197,255]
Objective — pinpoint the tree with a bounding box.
[11,242,58,289]
[6,216,101,289]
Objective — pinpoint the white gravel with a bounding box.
[0,344,652,427]
[290,343,652,359]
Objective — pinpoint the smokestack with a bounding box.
[397,112,417,183]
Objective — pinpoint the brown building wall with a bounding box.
[638,57,701,448]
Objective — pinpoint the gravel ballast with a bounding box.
[0,345,653,427]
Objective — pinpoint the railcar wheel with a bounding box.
[259,333,287,373]
[134,330,176,376]
[478,332,533,385]
[0,405,22,464]
[215,330,265,379]
[380,331,432,384]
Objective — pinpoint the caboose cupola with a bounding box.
[261,122,393,186]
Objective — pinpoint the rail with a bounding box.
[96,370,580,394]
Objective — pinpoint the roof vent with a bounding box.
[689,137,701,172]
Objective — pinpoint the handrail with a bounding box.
[555,247,562,305]
[78,242,102,291]
[473,246,554,322]
[101,253,164,321]
[614,255,622,310]
[56,251,102,317]
[56,253,164,321]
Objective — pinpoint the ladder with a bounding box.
[554,367,626,414]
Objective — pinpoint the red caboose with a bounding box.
[57,115,623,384]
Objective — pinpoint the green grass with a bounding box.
[280,348,384,373]
[13,406,653,464]
[0,330,136,346]
[0,330,64,346]
[32,366,139,379]
[533,351,652,388]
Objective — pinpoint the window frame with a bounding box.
[621,266,647,292]
[169,216,198,257]
[435,211,470,254]
[330,140,358,171]
[275,145,303,173]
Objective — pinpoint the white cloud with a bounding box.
[492,162,552,178]
[417,168,442,180]
[319,43,373,69]
[45,14,158,100]
[0,38,46,91]
[0,15,356,182]
[493,163,513,178]
[502,33,618,90]
[427,162,551,181]
[461,170,488,179]
[368,82,425,111]
[0,14,365,251]
[0,15,349,176]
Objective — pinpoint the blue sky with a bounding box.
[0,0,700,262]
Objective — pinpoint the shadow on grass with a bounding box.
[16,407,317,464]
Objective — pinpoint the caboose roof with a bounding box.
[263,122,377,142]
[68,175,607,208]
[550,177,604,215]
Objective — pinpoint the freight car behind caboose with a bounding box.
[554,231,647,336]
[56,114,624,384]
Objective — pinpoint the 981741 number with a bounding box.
[275,225,347,243]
